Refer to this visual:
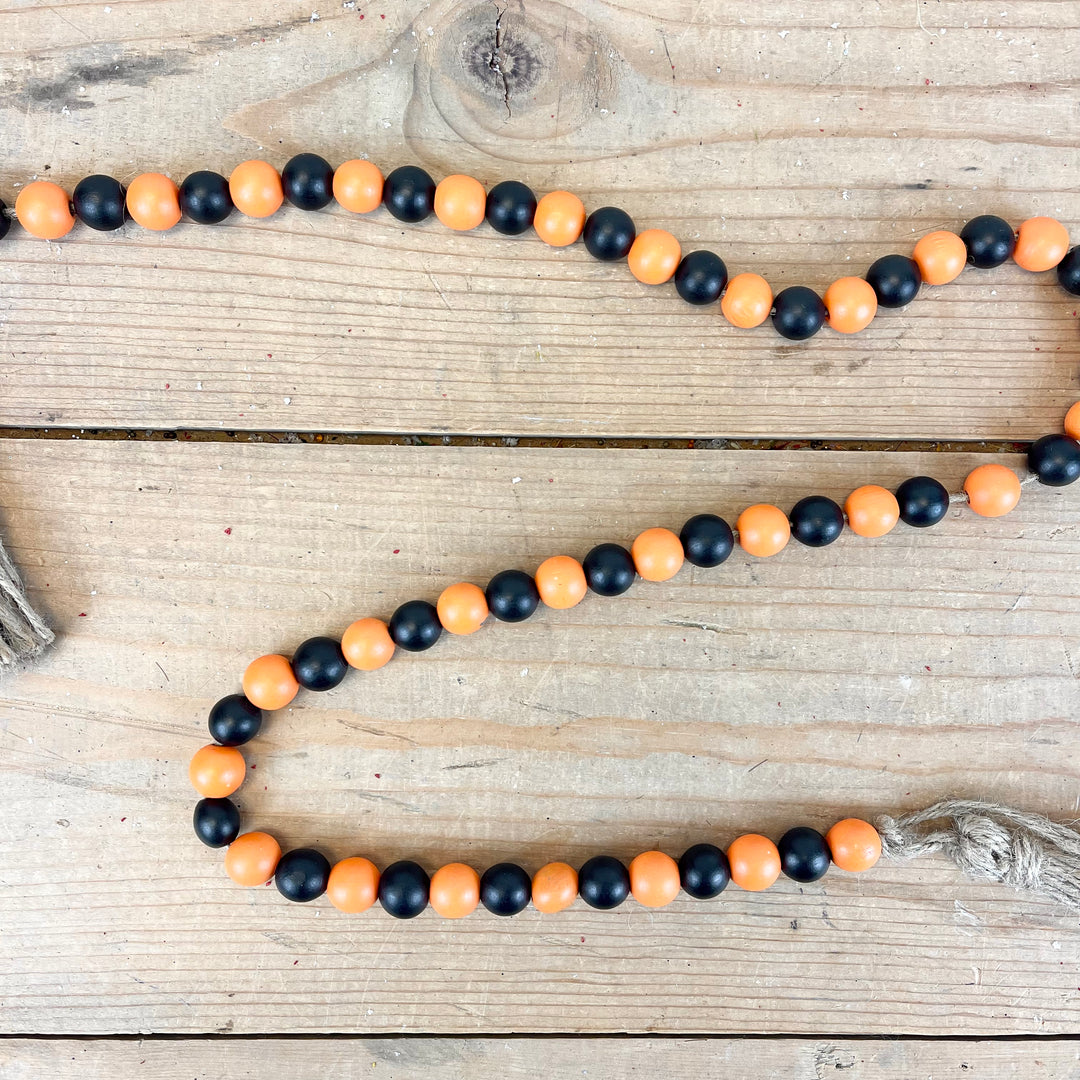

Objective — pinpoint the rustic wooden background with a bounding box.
[2,0,1079,1075]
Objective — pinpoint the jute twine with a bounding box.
[877,798,1080,909]
[0,535,53,667]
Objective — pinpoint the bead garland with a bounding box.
[15,151,1073,916]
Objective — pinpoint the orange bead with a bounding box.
[535,555,587,610]
[242,653,299,710]
[1065,402,1080,442]
[720,272,773,328]
[436,583,489,635]
[727,833,781,891]
[189,743,245,797]
[1014,216,1070,272]
[224,831,281,886]
[964,463,1021,518]
[736,504,790,557]
[912,230,966,285]
[327,856,380,912]
[429,862,481,919]
[533,190,585,247]
[629,850,681,908]
[826,818,882,872]
[341,617,396,670]
[15,180,75,240]
[532,861,578,913]
[229,160,283,218]
[434,174,486,231]
[824,276,877,334]
[631,527,684,582]
[332,159,383,214]
[627,228,681,285]
[844,484,900,538]
[125,173,181,231]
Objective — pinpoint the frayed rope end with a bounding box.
[0,537,54,668]
[876,797,1080,910]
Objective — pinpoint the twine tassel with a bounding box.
[876,797,1080,910]
[0,535,53,666]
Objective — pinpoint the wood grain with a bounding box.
[0,0,1078,438]
[2,439,1079,1035]
[4,1036,1080,1079]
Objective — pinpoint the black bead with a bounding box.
[193,797,241,848]
[282,153,335,211]
[960,214,1015,268]
[485,180,537,235]
[485,569,540,622]
[674,250,728,306]
[771,286,827,340]
[582,206,636,261]
[388,600,442,651]
[789,495,845,548]
[1057,247,1080,296]
[678,843,730,899]
[208,693,263,746]
[479,862,531,916]
[865,254,921,308]
[0,199,9,241]
[1028,434,1080,487]
[379,859,430,918]
[383,165,436,223]
[778,826,831,883]
[179,171,233,225]
[680,513,734,567]
[895,475,950,527]
[72,174,125,231]
[291,635,348,690]
[582,543,636,597]
[577,855,630,910]
[275,847,331,902]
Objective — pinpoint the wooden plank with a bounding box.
[3,1036,1080,1079]
[1,0,1078,438]
[1,439,1079,1034]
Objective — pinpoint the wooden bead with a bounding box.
[1014,216,1070,272]
[189,743,245,797]
[436,583,489,635]
[1066,402,1080,442]
[824,276,877,334]
[533,190,585,247]
[912,230,966,285]
[340,617,395,670]
[229,160,283,218]
[826,818,882,872]
[631,527,684,582]
[844,485,900,538]
[242,653,299,710]
[327,857,380,913]
[727,834,781,891]
[125,173,181,231]
[224,831,281,887]
[429,862,481,919]
[736,504,790,557]
[332,159,383,214]
[720,272,773,328]
[531,862,578,913]
[964,463,1022,517]
[15,180,75,239]
[627,228,681,285]
[629,850,681,908]
[535,555,587,609]
[434,174,486,231]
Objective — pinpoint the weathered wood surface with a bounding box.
[4,1036,1080,1079]
[1,0,1078,438]
[2,440,1079,1035]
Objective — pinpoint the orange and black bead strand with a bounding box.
[189,401,1080,916]
[7,155,1080,333]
